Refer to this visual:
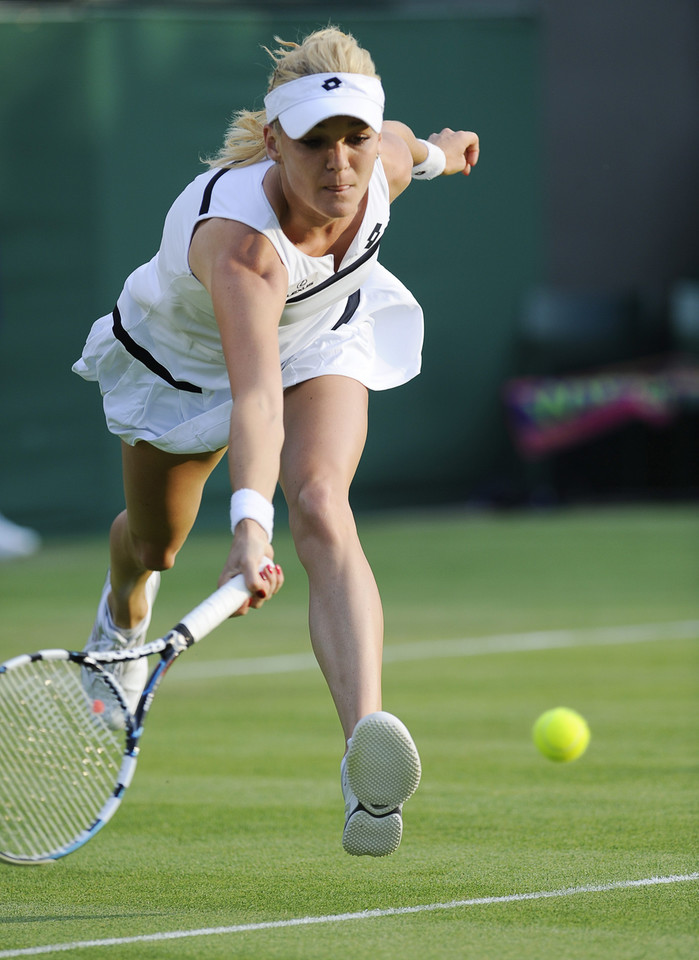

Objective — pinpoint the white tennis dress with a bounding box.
[73,158,423,453]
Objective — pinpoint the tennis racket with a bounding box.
[0,566,266,865]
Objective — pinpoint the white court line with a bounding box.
[172,619,699,681]
[1,873,697,958]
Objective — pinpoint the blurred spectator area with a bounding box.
[504,280,699,503]
[498,0,699,505]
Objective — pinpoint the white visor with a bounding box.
[264,72,385,139]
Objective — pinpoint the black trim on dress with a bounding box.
[286,240,380,303]
[199,167,232,216]
[112,306,203,394]
[332,291,361,330]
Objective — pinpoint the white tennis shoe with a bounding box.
[83,571,161,715]
[342,711,421,857]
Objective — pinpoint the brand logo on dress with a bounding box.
[321,77,343,91]
[365,222,383,249]
[287,277,316,299]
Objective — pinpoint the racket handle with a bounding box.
[178,557,273,642]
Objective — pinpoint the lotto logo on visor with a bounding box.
[264,72,385,139]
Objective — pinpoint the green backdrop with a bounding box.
[0,7,541,534]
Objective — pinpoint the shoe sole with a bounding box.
[343,808,403,858]
[346,711,421,814]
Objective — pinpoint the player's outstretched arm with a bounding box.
[381,121,479,198]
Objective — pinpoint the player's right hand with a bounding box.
[219,522,284,615]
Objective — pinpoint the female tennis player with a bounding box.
[73,26,479,857]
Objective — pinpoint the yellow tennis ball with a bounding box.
[533,707,590,762]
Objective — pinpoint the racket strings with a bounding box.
[1,661,122,856]
[0,658,126,860]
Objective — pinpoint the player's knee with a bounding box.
[289,477,351,548]
[131,538,178,573]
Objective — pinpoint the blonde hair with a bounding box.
[207,27,380,169]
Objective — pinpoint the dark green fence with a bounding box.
[0,8,541,533]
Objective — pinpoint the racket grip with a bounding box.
[178,557,273,641]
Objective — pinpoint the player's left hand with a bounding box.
[430,128,480,176]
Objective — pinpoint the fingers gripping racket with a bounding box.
[0,569,262,865]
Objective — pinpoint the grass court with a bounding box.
[0,504,697,959]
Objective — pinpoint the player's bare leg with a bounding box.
[280,376,383,743]
[83,441,226,713]
[280,376,420,856]
[109,440,227,629]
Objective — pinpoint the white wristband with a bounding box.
[230,489,274,542]
[411,139,447,180]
